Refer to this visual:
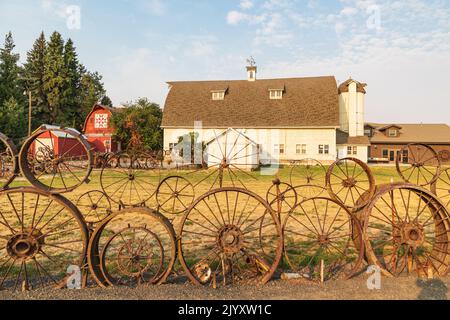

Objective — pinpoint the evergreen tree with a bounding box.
[0,97,27,143]
[0,32,23,106]
[79,67,106,119]
[60,38,81,127]
[23,32,48,129]
[43,31,65,124]
[101,95,113,107]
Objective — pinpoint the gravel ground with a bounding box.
[0,275,449,300]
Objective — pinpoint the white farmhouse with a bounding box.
[161,65,370,165]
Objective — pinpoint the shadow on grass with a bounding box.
[416,278,448,300]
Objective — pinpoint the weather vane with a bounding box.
[246,56,256,67]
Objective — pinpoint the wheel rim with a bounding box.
[178,188,283,287]
[88,207,176,287]
[326,157,375,211]
[432,168,450,209]
[396,144,441,187]
[19,127,93,193]
[289,159,326,199]
[265,181,298,214]
[156,176,195,215]
[283,197,364,281]
[0,188,88,290]
[76,190,111,226]
[363,184,450,277]
[0,133,17,190]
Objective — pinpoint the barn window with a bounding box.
[211,90,225,101]
[274,144,285,155]
[319,145,329,155]
[296,144,307,155]
[269,89,283,100]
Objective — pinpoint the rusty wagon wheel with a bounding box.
[265,179,298,215]
[19,126,93,194]
[178,188,283,287]
[100,152,161,208]
[156,176,195,215]
[76,190,112,226]
[289,159,326,199]
[0,187,89,291]
[0,132,18,191]
[362,184,450,277]
[292,185,327,202]
[396,144,441,187]
[282,197,364,281]
[326,157,375,211]
[431,168,450,209]
[87,207,177,288]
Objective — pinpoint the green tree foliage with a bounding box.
[23,32,48,128]
[79,67,106,119]
[0,97,27,143]
[112,98,163,152]
[0,32,23,105]
[101,95,113,107]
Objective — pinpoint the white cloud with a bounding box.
[227,11,249,25]
[239,0,254,10]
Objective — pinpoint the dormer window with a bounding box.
[269,89,283,100]
[388,129,398,137]
[211,90,225,101]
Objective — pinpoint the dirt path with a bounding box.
[1,276,448,300]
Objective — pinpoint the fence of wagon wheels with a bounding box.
[1,127,450,291]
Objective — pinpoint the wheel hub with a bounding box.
[393,223,425,247]
[218,225,244,253]
[128,174,135,181]
[7,229,44,260]
[342,178,357,188]
[318,234,330,245]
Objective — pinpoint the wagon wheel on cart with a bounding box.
[156,176,195,215]
[282,197,364,281]
[88,207,177,287]
[265,179,298,215]
[431,168,450,209]
[100,152,161,208]
[19,126,93,194]
[0,188,89,291]
[326,157,376,211]
[289,159,326,199]
[181,129,259,191]
[0,132,18,190]
[396,144,441,187]
[178,188,283,287]
[76,190,112,226]
[362,184,450,277]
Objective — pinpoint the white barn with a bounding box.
[161,65,370,165]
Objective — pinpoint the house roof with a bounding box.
[161,76,340,128]
[338,79,367,94]
[368,123,450,144]
[336,130,371,145]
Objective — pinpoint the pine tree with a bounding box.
[0,97,27,142]
[23,32,48,128]
[79,67,106,119]
[60,38,81,127]
[43,31,65,124]
[101,95,113,107]
[0,32,23,106]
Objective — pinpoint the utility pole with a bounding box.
[28,90,32,137]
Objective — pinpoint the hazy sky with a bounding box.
[1,0,449,124]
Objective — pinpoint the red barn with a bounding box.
[83,104,121,153]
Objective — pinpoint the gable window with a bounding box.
[296,144,307,155]
[269,89,283,100]
[347,146,358,155]
[211,91,225,101]
[388,129,398,137]
[319,145,329,155]
[274,144,285,155]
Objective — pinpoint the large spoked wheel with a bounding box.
[289,159,326,199]
[326,158,375,211]
[156,176,195,215]
[283,198,364,281]
[178,188,283,287]
[0,188,88,291]
[0,133,18,191]
[362,184,450,277]
[100,152,161,208]
[396,144,441,187]
[432,168,450,209]
[19,126,93,193]
[88,207,177,288]
[76,190,112,226]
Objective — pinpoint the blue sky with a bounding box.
[0,0,449,124]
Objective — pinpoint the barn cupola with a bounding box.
[338,78,367,137]
[246,56,257,82]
